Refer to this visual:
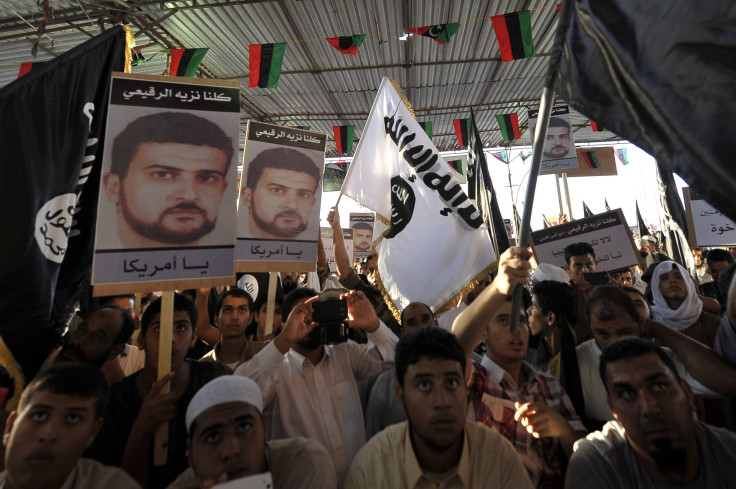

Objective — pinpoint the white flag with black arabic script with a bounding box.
[340,78,495,315]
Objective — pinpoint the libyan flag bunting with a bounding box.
[491,10,535,62]
[17,62,43,78]
[419,121,433,140]
[407,23,460,44]
[249,42,286,88]
[169,48,208,77]
[453,118,471,147]
[496,113,521,142]
[581,151,601,168]
[326,35,366,55]
[334,125,355,155]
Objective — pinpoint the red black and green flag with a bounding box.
[492,152,509,164]
[131,50,147,67]
[520,151,533,162]
[590,120,608,132]
[407,23,460,45]
[17,62,43,78]
[447,159,463,174]
[333,125,355,155]
[491,11,535,62]
[495,113,521,142]
[581,151,600,168]
[292,125,311,130]
[419,121,433,139]
[326,35,366,55]
[453,118,471,147]
[249,43,286,88]
[616,148,629,165]
[169,48,209,77]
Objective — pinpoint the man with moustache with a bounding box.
[235,287,398,486]
[566,337,736,488]
[543,117,573,159]
[351,222,373,253]
[86,294,228,489]
[101,112,233,248]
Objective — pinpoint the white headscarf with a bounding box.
[651,261,702,331]
[185,376,263,434]
[532,263,571,284]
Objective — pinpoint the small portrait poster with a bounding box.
[350,212,375,261]
[323,160,349,192]
[320,227,353,273]
[91,73,241,293]
[529,105,579,174]
[237,121,327,272]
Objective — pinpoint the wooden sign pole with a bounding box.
[153,290,173,466]
[263,272,278,336]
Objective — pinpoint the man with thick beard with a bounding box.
[102,112,232,248]
[235,287,398,486]
[240,147,321,240]
[566,337,736,488]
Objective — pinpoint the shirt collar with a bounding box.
[402,422,469,488]
[287,346,329,374]
[481,355,541,386]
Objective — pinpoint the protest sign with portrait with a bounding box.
[91,73,240,294]
[349,212,375,261]
[529,105,579,174]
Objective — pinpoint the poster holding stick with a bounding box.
[91,73,240,296]
[264,272,278,336]
[236,121,327,273]
[530,209,643,271]
[683,187,736,247]
[153,290,174,466]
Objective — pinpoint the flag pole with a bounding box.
[508,0,574,332]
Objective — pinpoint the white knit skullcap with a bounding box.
[186,376,263,434]
[532,263,571,284]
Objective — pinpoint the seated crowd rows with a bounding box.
[3,219,736,489]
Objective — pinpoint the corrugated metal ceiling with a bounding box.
[0,0,624,156]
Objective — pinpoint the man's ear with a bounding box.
[241,187,253,208]
[137,331,145,350]
[395,382,405,414]
[680,378,697,413]
[86,417,104,448]
[102,173,121,204]
[606,395,618,421]
[3,411,17,447]
[546,311,557,327]
[565,263,571,273]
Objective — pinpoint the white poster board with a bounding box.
[684,187,736,247]
[236,121,327,272]
[91,73,240,294]
[530,209,643,271]
[529,105,579,174]
[320,227,353,273]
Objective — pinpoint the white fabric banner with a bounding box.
[340,78,495,314]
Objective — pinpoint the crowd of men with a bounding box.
[4,211,736,489]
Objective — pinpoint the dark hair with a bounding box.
[141,293,198,335]
[20,363,109,418]
[111,112,233,178]
[621,286,647,302]
[586,286,640,323]
[99,294,135,305]
[532,281,584,415]
[180,289,197,303]
[245,148,321,190]
[502,287,532,310]
[564,242,596,264]
[548,116,571,131]
[352,222,373,232]
[718,262,736,301]
[282,287,318,320]
[395,327,466,388]
[706,248,734,265]
[599,337,681,393]
[214,288,254,317]
[400,302,434,326]
[86,304,136,346]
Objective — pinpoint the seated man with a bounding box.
[564,242,600,344]
[86,294,228,488]
[650,261,720,347]
[346,327,533,488]
[576,286,736,427]
[200,287,269,372]
[566,337,736,488]
[699,248,733,305]
[453,247,587,488]
[235,287,398,485]
[365,302,437,438]
[167,376,336,489]
[1,363,140,488]
[51,304,136,384]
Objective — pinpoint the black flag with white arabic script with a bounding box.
[556,0,736,222]
[0,26,127,379]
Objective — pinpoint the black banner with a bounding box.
[0,27,127,379]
